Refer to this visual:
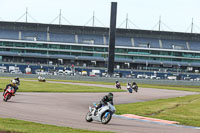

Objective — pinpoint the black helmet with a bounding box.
[109,92,113,96]
[132,82,136,85]
[108,93,113,100]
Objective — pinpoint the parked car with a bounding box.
[10,70,22,74]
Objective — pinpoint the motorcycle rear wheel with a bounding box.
[101,111,112,124]
[85,112,93,122]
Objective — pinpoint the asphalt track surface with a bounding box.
[0,81,200,133]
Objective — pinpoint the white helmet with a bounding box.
[11,79,17,84]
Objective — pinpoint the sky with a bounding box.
[0,0,200,33]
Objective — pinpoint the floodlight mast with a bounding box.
[191,18,193,33]
[26,8,28,23]
[108,2,117,77]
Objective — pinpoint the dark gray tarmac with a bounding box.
[0,81,199,133]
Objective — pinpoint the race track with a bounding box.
[0,82,199,133]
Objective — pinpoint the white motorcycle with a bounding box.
[85,102,116,124]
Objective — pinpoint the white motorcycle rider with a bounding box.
[85,93,116,124]
[85,102,116,124]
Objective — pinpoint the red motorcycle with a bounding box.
[3,86,15,102]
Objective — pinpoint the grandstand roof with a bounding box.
[0,21,200,41]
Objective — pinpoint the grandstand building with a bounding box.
[0,21,200,73]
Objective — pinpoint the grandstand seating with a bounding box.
[0,29,18,40]
[50,33,75,43]
[134,37,160,48]
[0,29,200,52]
[188,41,200,51]
[78,34,103,45]
[161,39,187,50]
[22,31,47,41]
[115,36,132,47]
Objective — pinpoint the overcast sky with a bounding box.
[0,0,200,33]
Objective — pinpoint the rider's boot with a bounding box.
[94,108,98,116]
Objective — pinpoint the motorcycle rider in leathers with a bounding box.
[3,79,18,96]
[95,93,114,113]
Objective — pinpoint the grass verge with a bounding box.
[43,79,200,92]
[1,77,200,92]
[0,78,124,92]
[138,84,200,92]
[115,94,200,127]
[0,117,112,133]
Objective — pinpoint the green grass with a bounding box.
[1,77,200,92]
[0,117,112,133]
[115,94,200,127]
[48,79,116,85]
[138,84,200,92]
[44,79,200,92]
[0,78,125,93]
[37,78,200,92]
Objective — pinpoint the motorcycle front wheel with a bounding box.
[4,93,10,102]
[101,111,112,124]
[85,112,93,122]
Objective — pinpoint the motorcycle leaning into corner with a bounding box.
[3,86,15,102]
[85,102,116,124]
[116,82,121,89]
[127,82,139,93]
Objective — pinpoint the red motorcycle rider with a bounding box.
[3,79,18,96]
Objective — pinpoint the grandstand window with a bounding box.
[71,46,82,50]
[128,49,137,52]
[183,53,193,58]
[0,48,5,51]
[126,56,132,59]
[49,44,60,49]
[115,48,127,53]
[49,51,59,55]
[172,59,182,62]
[60,45,70,50]
[14,43,25,47]
[150,51,160,55]
[36,43,47,48]
[173,52,182,57]
[26,50,36,53]
[82,53,93,56]
[58,52,70,55]
[94,47,105,52]
[10,49,22,53]
[26,43,36,48]
[161,51,171,56]
[71,52,80,56]
[160,58,171,61]
[4,42,13,47]
[82,46,93,51]
[93,53,103,57]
